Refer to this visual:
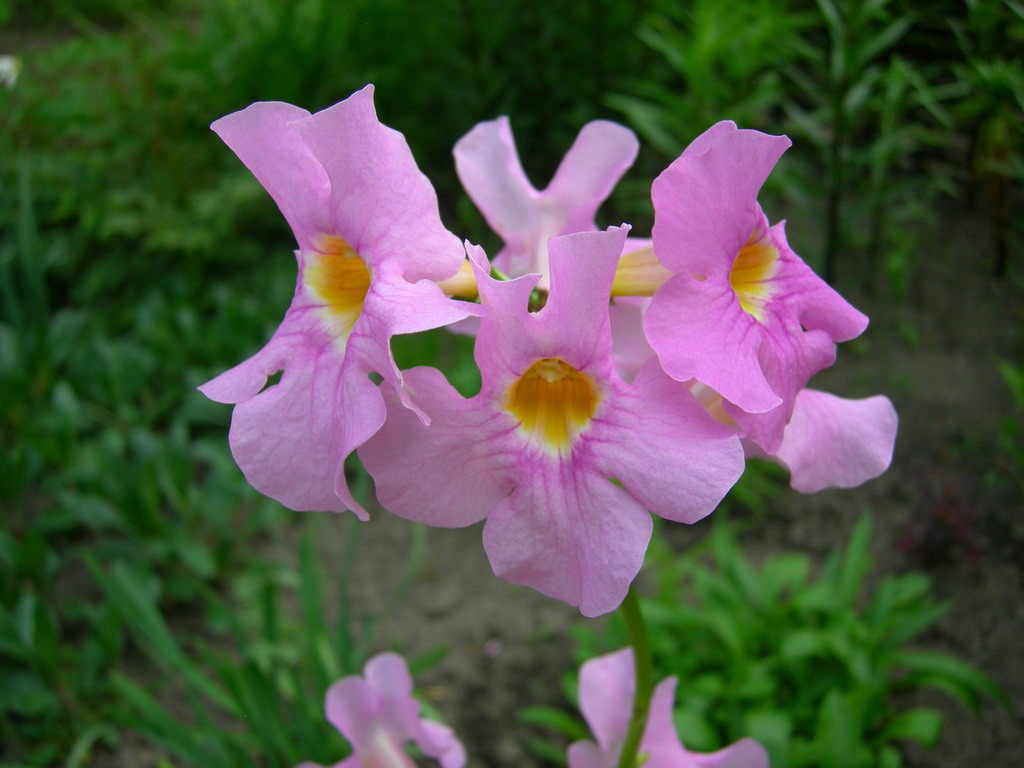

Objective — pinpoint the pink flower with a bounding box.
[199,86,480,519]
[607,306,896,493]
[359,227,744,617]
[643,121,868,453]
[298,652,465,768]
[454,116,638,285]
[569,648,769,768]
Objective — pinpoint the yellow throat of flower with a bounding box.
[304,235,371,343]
[503,358,600,454]
[729,227,779,321]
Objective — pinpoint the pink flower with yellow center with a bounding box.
[643,121,869,453]
[569,648,769,768]
[454,115,638,285]
[359,227,744,617]
[199,86,481,519]
[297,652,465,768]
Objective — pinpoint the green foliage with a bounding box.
[574,514,1006,768]
[607,0,808,157]
[85,516,382,768]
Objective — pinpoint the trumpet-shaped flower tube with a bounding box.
[199,86,481,519]
[360,227,744,616]
[297,652,465,768]
[454,116,638,285]
[568,648,769,768]
[644,121,868,453]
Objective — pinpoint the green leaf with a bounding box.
[518,705,590,740]
[780,629,828,661]
[836,514,873,610]
[0,667,60,716]
[87,558,235,713]
[814,690,872,768]
[881,707,943,747]
[673,707,719,752]
[891,649,1009,709]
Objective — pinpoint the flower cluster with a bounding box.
[202,85,897,618]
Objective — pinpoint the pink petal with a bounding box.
[455,116,636,280]
[692,739,769,768]
[592,359,744,525]
[211,102,330,251]
[767,221,867,342]
[325,676,377,748]
[201,316,352,515]
[577,648,635,752]
[567,741,612,768]
[482,462,653,617]
[469,228,627,395]
[364,653,420,739]
[454,116,539,253]
[644,273,781,414]
[643,678,697,768]
[539,227,630,365]
[294,85,464,282]
[681,120,739,159]
[608,296,654,383]
[358,366,515,528]
[772,389,898,492]
[546,120,639,234]
[724,320,838,454]
[416,720,467,768]
[652,126,790,277]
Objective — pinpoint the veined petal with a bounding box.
[766,221,868,342]
[455,116,637,282]
[482,460,653,618]
[645,272,781,414]
[652,125,790,277]
[454,116,540,250]
[200,312,350,514]
[547,120,639,234]
[295,85,464,282]
[204,87,480,519]
[469,228,626,397]
[358,366,515,528]
[724,321,838,454]
[576,648,635,754]
[591,359,744,525]
[772,389,897,492]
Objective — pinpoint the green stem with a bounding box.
[615,586,654,768]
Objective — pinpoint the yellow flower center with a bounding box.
[303,235,371,343]
[729,226,779,321]
[503,358,600,454]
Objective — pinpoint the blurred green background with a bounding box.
[1,0,1022,765]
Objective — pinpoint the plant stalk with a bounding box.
[615,586,653,768]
